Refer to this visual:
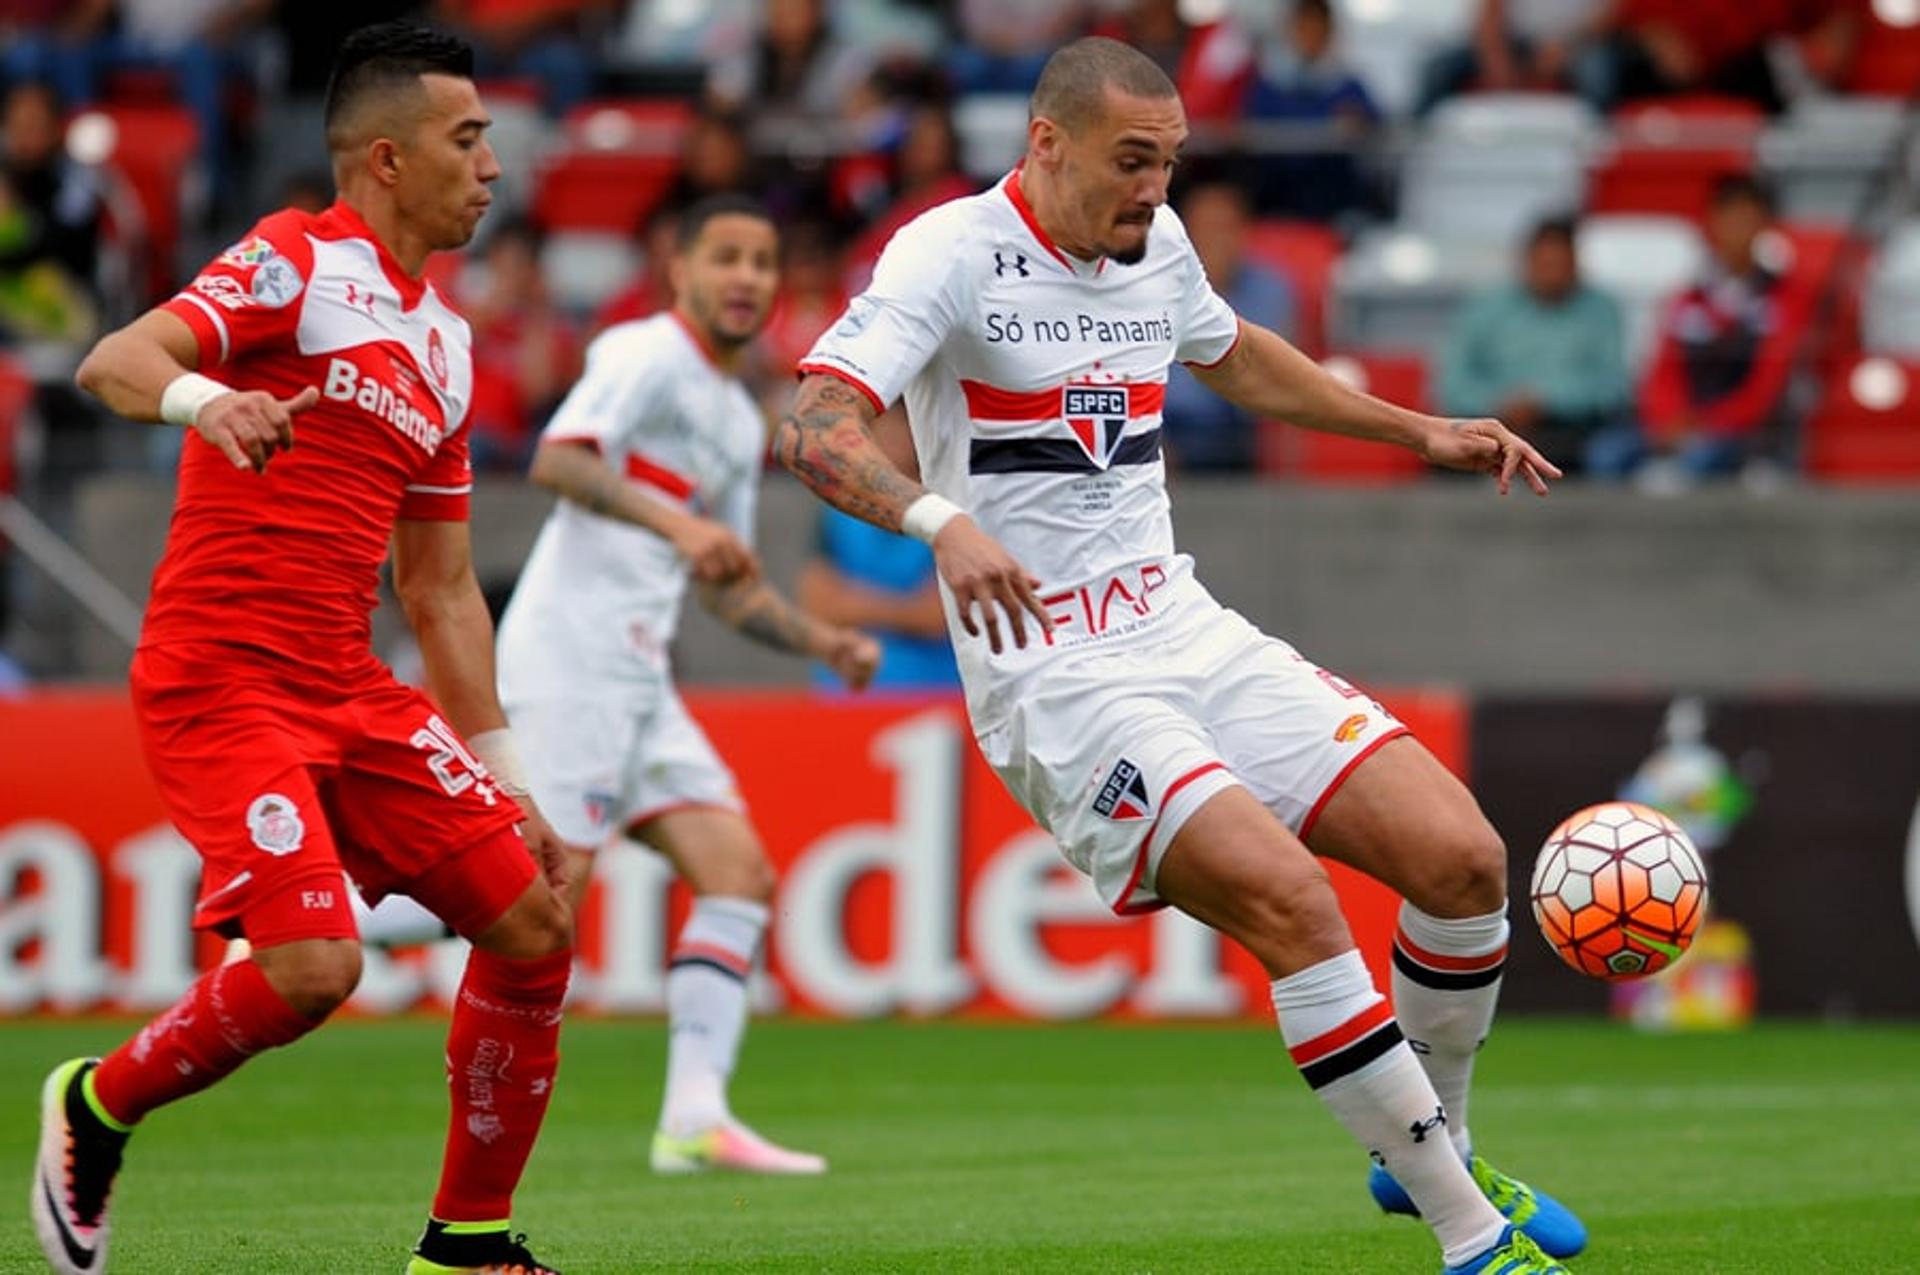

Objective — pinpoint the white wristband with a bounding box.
[468,728,531,799]
[901,493,963,545]
[159,372,232,428]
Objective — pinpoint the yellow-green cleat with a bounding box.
[1444,1224,1572,1274]
[405,1218,559,1274]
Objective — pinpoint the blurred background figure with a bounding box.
[0,79,100,348]
[751,218,844,415]
[1637,176,1811,480]
[843,101,973,291]
[1577,0,1863,113]
[797,408,958,693]
[1439,217,1636,478]
[1417,0,1611,115]
[460,218,582,473]
[591,202,681,335]
[434,0,612,117]
[948,0,1085,94]
[1162,178,1295,473]
[706,0,872,121]
[1240,0,1380,225]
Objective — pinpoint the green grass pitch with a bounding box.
[2,1018,1916,1272]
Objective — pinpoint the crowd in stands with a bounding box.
[3,0,1920,511]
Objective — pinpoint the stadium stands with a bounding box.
[1806,355,1920,479]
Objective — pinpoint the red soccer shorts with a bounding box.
[131,642,538,945]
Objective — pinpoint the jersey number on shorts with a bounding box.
[410,715,499,806]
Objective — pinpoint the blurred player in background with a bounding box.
[783,37,1582,1275]
[39,24,572,1275]
[495,193,879,1176]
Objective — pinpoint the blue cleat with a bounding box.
[1371,1153,1588,1259]
[1443,1224,1569,1274]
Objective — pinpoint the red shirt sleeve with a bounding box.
[160,210,315,369]
[398,419,473,522]
[1696,281,1813,437]
[1637,295,1693,442]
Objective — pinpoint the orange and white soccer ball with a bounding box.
[1530,801,1709,980]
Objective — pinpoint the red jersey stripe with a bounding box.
[671,941,752,978]
[1393,928,1509,973]
[960,380,1167,422]
[796,361,886,415]
[625,452,697,500]
[1287,999,1396,1068]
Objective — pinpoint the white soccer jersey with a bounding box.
[801,169,1240,726]
[496,312,765,702]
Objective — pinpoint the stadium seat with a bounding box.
[1588,96,1763,221]
[1758,96,1907,226]
[1259,353,1430,482]
[1805,356,1920,480]
[953,94,1030,181]
[541,231,644,314]
[1331,228,1506,356]
[1863,218,1920,355]
[1244,219,1342,357]
[532,151,678,235]
[562,98,695,154]
[0,355,32,498]
[1401,93,1597,246]
[1575,214,1705,373]
[475,92,556,226]
[1330,0,1478,118]
[1846,6,1920,96]
[69,105,201,303]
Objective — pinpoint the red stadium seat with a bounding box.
[1259,354,1429,483]
[0,355,32,498]
[1244,219,1341,358]
[80,104,199,302]
[1846,12,1920,96]
[1805,356,1920,480]
[1588,96,1762,222]
[561,98,694,154]
[532,151,679,235]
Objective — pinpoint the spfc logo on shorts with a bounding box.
[1062,385,1129,469]
[1093,757,1151,821]
[245,793,306,856]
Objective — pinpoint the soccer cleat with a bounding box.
[1370,1153,1587,1258]
[649,1121,827,1175]
[1443,1224,1570,1274]
[406,1219,561,1274]
[31,1058,130,1275]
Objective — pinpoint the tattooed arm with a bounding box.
[529,439,759,582]
[697,572,880,688]
[775,373,1052,653]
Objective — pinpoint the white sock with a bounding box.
[1272,950,1507,1267]
[661,896,768,1137]
[353,893,450,946]
[1391,903,1509,1158]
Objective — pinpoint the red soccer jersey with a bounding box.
[149,201,475,674]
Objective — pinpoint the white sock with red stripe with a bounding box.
[1272,950,1507,1266]
[661,896,768,1137]
[1391,903,1509,1158]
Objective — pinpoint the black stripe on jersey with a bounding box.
[969,429,1163,475]
[669,956,749,984]
[1298,1020,1405,1090]
[1392,945,1508,991]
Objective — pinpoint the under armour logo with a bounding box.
[995,251,1030,278]
[344,282,376,314]
[1409,1106,1448,1144]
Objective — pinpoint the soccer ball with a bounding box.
[1529,801,1709,980]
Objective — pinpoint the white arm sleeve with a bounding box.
[540,322,670,450]
[1162,207,1243,368]
[800,203,974,411]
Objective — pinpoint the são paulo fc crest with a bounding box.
[428,327,449,389]
[246,793,306,856]
[1093,758,1151,822]
[1063,385,1129,469]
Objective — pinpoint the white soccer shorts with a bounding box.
[976,603,1407,914]
[508,686,744,849]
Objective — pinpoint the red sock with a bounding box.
[431,949,571,1222]
[91,959,316,1126]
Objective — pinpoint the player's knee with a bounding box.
[1237,861,1346,949]
[262,940,363,1020]
[510,889,576,959]
[725,853,778,903]
[1421,820,1509,917]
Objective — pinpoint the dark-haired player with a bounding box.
[495,193,877,1175]
[37,23,569,1275]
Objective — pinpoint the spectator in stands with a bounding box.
[435,0,611,116]
[1638,176,1812,478]
[0,79,100,346]
[666,108,756,211]
[797,409,958,692]
[1416,0,1613,115]
[707,0,872,120]
[1577,0,1863,113]
[1440,217,1636,478]
[844,102,974,291]
[948,0,1085,94]
[0,1,111,98]
[590,202,680,335]
[752,219,845,415]
[1161,180,1295,472]
[1092,0,1192,80]
[462,219,581,472]
[1241,0,1380,225]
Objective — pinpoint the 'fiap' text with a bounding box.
[984,309,1175,346]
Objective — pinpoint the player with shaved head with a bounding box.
[39,22,570,1275]
[782,35,1581,1275]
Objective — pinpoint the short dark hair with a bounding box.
[1294,0,1334,21]
[1031,37,1178,135]
[675,193,776,252]
[1711,173,1775,215]
[1528,215,1578,250]
[324,22,474,151]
